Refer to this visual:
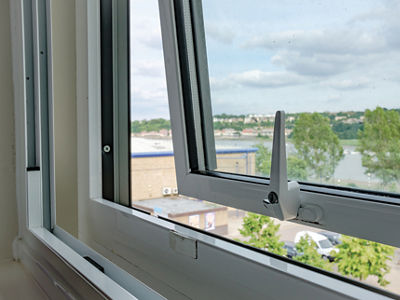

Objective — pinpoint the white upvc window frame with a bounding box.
[159,0,400,249]
[13,0,400,299]
[12,0,163,299]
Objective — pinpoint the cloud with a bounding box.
[132,60,165,77]
[132,81,167,102]
[131,84,170,120]
[210,77,234,90]
[325,94,342,103]
[243,29,386,56]
[205,24,236,44]
[211,70,306,90]
[139,30,163,50]
[230,70,306,88]
[348,1,400,49]
[130,2,164,51]
[271,51,354,77]
[323,77,371,91]
[129,0,400,118]
[242,20,393,78]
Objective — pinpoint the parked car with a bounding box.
[294,231,339,262]
[318,231,342,245]
[283,241,298,259]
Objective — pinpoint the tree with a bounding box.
[238,213,286,256]
[292,113,344,182]
[335,235,395,286]
[331,122,363,140]
[131,118,171,133]
[254,143,272,176]
[254,143,308,180]
[287,155,308,181]
[293,235,332,271]
[358,107,400,186]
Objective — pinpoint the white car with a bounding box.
[294,231,339,262]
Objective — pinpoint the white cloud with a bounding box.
[132,60,165,77]
[242,21,394,78]
[132,87,166,102]
[130,1,164,51]
[325,94,342,103]
[323,77,371,90]
[230,70,306,88]
[128,0,400,117]
[139,30,163,50]
[210,77,234,90]
[244,29,386,55]
[211,70,307,90]
[271,51,354,77]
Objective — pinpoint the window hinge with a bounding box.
[263,111,301,221]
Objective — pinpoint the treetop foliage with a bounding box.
[238,212,286,256]
[358,107,400,186]
[335,235,395,286]
[131,118,171,133]
[132,109,373,140]
[292,113,344,181]
[238,214,396,287]
[293,235,332,271]
[253,143,308,181]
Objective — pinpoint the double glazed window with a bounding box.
[19,0,400,298]
[101,0,400,297]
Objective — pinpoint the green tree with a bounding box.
[358,107,400,186]
[335,235,395,286]
[292,113,344,182]
[254,143,272,176]
[254,143,307,180]
[332,122,363,140]
[293,235,332,271]
[131,118,171,133]
[287,155,308,181]
[238,213,286,256]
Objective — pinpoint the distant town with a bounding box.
[131,109,399,140]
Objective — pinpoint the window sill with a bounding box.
[83,198,394,300]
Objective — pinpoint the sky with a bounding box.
[130,0,400,120]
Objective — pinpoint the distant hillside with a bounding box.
[132,109,400,140]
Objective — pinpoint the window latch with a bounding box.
[263,111,300,221]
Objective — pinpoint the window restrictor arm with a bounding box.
[262,111,301,221]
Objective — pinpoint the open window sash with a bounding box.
[158,0,400,248]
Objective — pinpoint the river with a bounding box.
[214,138,375,183]
[132,137,378,185]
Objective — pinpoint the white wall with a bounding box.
[0,0,18,262]
[52,0,78,237]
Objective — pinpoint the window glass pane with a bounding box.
[129,0,400,295]
[201,0,400,194]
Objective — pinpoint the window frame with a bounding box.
[100,0,131,206]
[14,0,163,299]
[159,0,400,249]
[13,0,400,299]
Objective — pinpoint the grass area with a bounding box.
[340,139,359,146]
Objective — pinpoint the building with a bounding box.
[131,148,256,201]
[133,197,229,235]
[241,128,258,136]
